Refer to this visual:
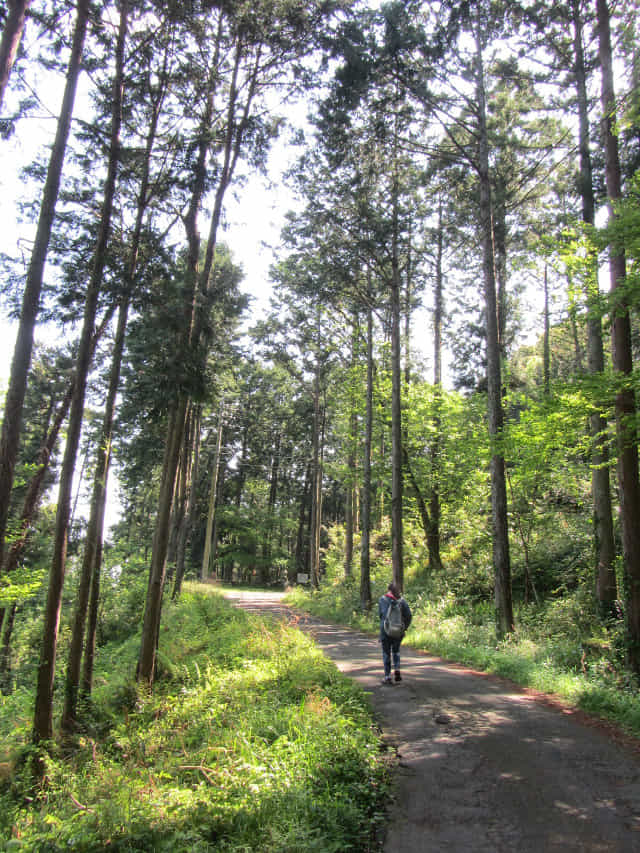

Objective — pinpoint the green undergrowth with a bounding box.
[285,579,640,739]
[0,584,389,852]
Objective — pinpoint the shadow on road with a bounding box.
[224,588,640,853]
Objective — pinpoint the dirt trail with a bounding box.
[224,589,640,852]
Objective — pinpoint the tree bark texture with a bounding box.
[345,320,358,578]
[359,293,373,612]
[390,116,404,593]
[572,0,617,614]
[429,199,444,573]
[475,22,514,638]
[310,356,322,589]
[0,0,33,110]
[596,0,640,669]
[138,38,220,685]
[174,406,201,598]
[83,57,167,689]
[202,410,224,580]
[137,398,188,685]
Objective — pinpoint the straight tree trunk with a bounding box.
[137,38,220,686]
[62,2,129,731]
[345,319,358,578]
[0,0,33,110]
[493,188,508,360]
[390,115,404,593]
[33,0,125,745]
[543,263,551,395]
[202,410,224,580]
[428,199,444,572]
[138,28,256,685]
[173,405,201,598]
[596,0,640,672]
[82,57,167,692]
[0,0,90,567]
[572,0,617,616]
[294,462,312,582]
[138,398,188,684]
[210,464,225,577]
[263,431,280,583]
[475,21,514,638]
[310,352,322,589]
[359,290,373,611]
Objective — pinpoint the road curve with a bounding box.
[224,589,640,853]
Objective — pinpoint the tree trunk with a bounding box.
[64,298,131,725]
[310,353,322,588]
[0,602,17,695]
[202,410,224,580]
[429,198,444,573]
[210,464,225,577]
[82,54,166,692]
[572,0,617,617]
[596,0,640,671]
[475,21,514,638]
[0,0,90,567]
[137,38,220,686]
[390,114,404,593]
[138,398,188,685]
[359,288,373,611]
[294,462,311,583]
[263,431,280,584]
[33,1,125,745]
[492,184,508,361]
[0,0,33,110]
[0,309,113,693]
[138,28,253,684]
[543,263,551,394]
[345,319,358,578]
[173,405,201,598]
[0,382,71,695]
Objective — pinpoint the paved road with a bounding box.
[224,589,640,852]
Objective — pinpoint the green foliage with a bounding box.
[0,586,389,852]
[0,566,47,608]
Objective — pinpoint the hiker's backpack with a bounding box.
[384,598,405,638]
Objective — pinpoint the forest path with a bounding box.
[223,588,640,853]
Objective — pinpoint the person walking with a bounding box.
[378,582,412,684]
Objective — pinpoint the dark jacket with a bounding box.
[378,592,412,640]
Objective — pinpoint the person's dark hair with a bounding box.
[388,582,401,598]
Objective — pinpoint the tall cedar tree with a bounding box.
[596,0,640,674]
[34,0,126,745]
[0,0,90,568]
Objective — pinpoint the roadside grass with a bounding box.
[285,580,640,740]
[0,584,390,852]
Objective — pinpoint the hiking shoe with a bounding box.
[394,671,402,682]
[381,676,393,685]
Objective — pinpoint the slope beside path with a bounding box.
[223,589,640,853]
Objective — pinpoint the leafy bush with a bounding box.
[1,585,389,852]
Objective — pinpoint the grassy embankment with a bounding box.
[286,578,640,739]
[0,584,390,852]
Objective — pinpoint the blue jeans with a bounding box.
[381,634,401,678]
